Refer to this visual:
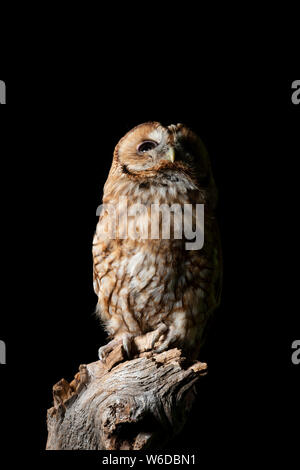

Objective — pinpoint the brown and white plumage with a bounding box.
[93,122,222,360]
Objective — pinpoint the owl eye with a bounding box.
[137,141,158,153]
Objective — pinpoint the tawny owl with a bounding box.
[93,122,222,361]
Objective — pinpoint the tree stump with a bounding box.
[46,330,207,450]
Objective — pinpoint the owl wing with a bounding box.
[92,209,110,297]
[196,216,222,349]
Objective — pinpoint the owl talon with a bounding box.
[98,339,118,363]
[98,346,108,363]
[153,327,178,354]
[99,334,135,362]
[151,323,168,349]
[154,341,172,354]
[98,348,105,362]
[121,333,134,358]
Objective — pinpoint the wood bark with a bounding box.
[46,331,207,450]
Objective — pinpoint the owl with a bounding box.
[93,122,222,361]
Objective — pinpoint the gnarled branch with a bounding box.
[46,331,207,450]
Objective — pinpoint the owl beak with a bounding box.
[164,146,175,163]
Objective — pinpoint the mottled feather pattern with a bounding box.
[93,122,222,360]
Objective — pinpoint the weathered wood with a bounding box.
[46,331,207,450]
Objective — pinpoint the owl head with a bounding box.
[113,122,213,180]
[106,122,217,207]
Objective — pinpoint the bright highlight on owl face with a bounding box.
[115,122,213,185]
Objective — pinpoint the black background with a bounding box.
[0,74,299,465]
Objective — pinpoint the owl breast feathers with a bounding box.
[93,122,222,361]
